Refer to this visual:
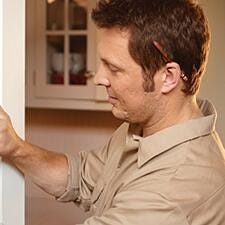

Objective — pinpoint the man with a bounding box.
[0,0,225,224]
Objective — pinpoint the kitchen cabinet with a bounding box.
[26,0,110,110]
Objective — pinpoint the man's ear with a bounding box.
[161,62,182,94]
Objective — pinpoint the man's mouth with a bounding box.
[108,95,118,104]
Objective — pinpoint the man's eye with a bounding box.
[110,68,119,73]
[109,66,119,73]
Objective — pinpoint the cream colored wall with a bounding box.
[25,1,225,225]
[25,109,121,225]
[199,0,225,143]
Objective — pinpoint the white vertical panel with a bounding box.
[0,0,25,225]
[0,0,4,223]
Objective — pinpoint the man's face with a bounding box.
[94,28,163,124]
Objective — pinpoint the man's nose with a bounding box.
[94,66,110,87]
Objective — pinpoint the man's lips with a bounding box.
[108,95,118,104]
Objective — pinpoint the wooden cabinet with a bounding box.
[26,0,110,110]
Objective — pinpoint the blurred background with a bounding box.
[25,0,225,225]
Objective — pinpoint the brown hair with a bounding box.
[92,0,210,95]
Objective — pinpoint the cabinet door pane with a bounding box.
[69,0,87,30]
[47,36,65,84]
[34,0,98,102]
[46,0,65,30]
[69,35,87,85]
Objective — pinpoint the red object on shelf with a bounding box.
[51,73,64,84]
[70,70,87,85]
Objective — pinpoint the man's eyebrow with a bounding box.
[100,58,125,71]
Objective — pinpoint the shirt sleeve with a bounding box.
[78,190,190,225]
[56,153,80,202]
[56,141,110,209]
[57,122,129,211]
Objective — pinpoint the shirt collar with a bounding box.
[129,99,217,168]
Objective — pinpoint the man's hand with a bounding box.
[0,106,68,197]
[0,106,23,158]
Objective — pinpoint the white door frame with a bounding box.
[0,1,25,225]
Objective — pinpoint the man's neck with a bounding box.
[142,96,203,137]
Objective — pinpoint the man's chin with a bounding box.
[111,106,129,122]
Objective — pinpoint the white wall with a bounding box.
[0,1,25,225]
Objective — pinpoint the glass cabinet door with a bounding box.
[47,0,65,30]
[69,0,87,30]
[35,0,96,100]
[69,35,87,85]
[47,36,65,84]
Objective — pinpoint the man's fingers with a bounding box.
[0,106,10,120]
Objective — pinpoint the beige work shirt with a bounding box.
[58,99,225,225]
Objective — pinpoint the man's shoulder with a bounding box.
[167,133,225,217]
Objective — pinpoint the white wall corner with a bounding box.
[0,0,25,225]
